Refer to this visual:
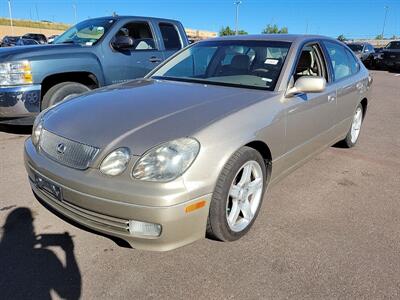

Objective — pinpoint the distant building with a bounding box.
[185,28,217,42]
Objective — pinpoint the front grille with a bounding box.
[384,52,400,60]
[39,129,99,170]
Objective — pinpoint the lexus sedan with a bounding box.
[24,35,372,251]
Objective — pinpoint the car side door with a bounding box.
[101,19,165,85]
[322,41,363,129]
[282,41,337,170]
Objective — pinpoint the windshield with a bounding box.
[386,41,400,49]
[347,44,363,52]
[151,40,291,90]
[53,18,115,46]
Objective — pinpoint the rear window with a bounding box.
[159,23,181,50]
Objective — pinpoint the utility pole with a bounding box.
[381,5,389,38]
[35,3,41,33]
[73,3,78,24]
[8,0,13,35]
[234,0,242,35]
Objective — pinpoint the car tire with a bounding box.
[206,146,267,242]
[340,103,364,148]
[42,82,91,110]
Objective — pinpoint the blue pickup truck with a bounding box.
[0,16,189,125]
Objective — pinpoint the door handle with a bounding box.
[327,94,336,103]
[149,56,162,63]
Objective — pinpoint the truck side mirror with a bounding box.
[111,36,134,50]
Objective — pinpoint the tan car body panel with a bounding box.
[24,35,372,250]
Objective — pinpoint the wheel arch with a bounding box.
[41,72,99,100]
[360,97,368,120]
[244,140,273,184]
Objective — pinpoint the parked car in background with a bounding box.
[363,47,384,69]
[381,40,400,70]
[16,38,40,46]
[0,16,188,125]
[1,36,20,47]
[346,42,375,62]
[22,33,48,44]
[25,35,372,251]
[47,35,59,44]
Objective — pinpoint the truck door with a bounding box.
[102,20,164,85]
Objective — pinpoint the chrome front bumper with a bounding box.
[0,84,41,122]
[24,138,212,251]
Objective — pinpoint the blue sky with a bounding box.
[1,0,399,38]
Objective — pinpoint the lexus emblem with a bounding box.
[56,143,66,154]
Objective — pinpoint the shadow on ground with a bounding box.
[0,207,81,300]
[0,124,32,135]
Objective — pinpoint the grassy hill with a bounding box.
[0,18,69,31]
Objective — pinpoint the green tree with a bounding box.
[390,34,397,39]
[337,34,347,42]
[375,34,384,40]
[262,24,288,34]
[219,26,247,36]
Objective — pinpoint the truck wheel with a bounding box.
[42,82,91,109]
[207,146,267,242]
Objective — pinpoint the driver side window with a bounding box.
[115,22,156,51]
[294,43,327,82]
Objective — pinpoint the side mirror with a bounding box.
[286,76,326,97]
[111,36,134,50]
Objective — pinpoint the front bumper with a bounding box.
[24,138,212,251]
[0,84,41,123]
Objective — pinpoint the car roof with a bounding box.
[86,15,180,23]
[201,34,337,43]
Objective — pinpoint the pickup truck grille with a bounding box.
[39,129,99,170]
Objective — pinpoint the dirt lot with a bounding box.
[0,70,399,299]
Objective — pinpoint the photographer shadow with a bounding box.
[0,207,81,300]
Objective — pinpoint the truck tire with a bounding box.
[42,82,91,110]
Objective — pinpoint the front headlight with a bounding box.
[100,148,131,176]
[31,116,43,147]
[132,138,200,182]
[0,60,33,85]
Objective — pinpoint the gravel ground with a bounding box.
[0,70,399,299]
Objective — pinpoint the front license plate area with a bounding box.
[35,174,62,201]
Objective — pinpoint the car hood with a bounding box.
[383,49,400,53]
[43,79,273,155]
[0,44,85,61]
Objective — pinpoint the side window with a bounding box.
[294,43,327,82]
[159,23,182,50]
[345,49,360,74]
[323,41,352,81]
[116,22,155,50]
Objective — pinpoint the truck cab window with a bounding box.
[116,22,156,50]
[159,23,182,50]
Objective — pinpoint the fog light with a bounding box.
[128,220,162,237]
